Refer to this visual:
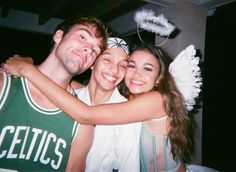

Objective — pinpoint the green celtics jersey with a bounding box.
[0,74,79,172]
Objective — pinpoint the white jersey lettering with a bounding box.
[19,126,30,159]
[52,138,66,169]
[26,128,42,160]
[0,125,66,169]
[8,126,26,159]
[0,126,15,158]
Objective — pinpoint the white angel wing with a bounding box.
[169,45,202,111]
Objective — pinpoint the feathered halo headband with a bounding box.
[134,9,175,46]
[134,9,202,111]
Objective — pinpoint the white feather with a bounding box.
[134,9,175,36]
[169,45,202,111]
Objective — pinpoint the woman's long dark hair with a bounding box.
[119,43,194,162]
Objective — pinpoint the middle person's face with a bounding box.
[91,48,128,91]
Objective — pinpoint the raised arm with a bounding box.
[3,56,166,125]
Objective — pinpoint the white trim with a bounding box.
[21,78,62,115]
[0,73,11,110]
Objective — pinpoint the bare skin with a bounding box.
[2,56,166,125]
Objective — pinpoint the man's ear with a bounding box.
[53,30,64,44]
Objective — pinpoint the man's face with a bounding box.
[53,24,104,75]
[91,48,128,91]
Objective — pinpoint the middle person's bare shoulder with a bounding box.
[70,80,86,89]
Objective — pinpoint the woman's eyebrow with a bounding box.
[144,63,154,67]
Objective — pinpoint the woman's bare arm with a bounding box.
[66,125,94,172]
[3,56,166,125]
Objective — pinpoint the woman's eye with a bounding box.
[120,65,127,69]
[79,35,86,40]
[128,64,135,68]
[103,58,110,62]
[144,67,152,71]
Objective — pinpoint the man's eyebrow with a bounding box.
[78,28,93,36]
[79,27,102,52]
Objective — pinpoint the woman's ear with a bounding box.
[154,80,160,88]
[53,30,64,44]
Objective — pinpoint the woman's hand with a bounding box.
[2,54,33,77]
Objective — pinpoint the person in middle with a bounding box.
[72,37,141,172]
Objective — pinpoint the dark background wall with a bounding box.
[202,1,236,171]
[0,27,51,64]
[0,2,235,171]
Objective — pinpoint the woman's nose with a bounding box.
[133,69,142,76]
[110,65,119,74]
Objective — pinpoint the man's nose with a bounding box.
[83,46,92,54]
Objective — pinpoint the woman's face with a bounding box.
[91,47,128,91]
[125,49,160,95]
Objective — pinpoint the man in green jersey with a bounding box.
[0,15,108,171]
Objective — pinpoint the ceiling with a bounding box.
[0,0,235,36]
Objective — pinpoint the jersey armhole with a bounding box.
[0,73,11,110]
